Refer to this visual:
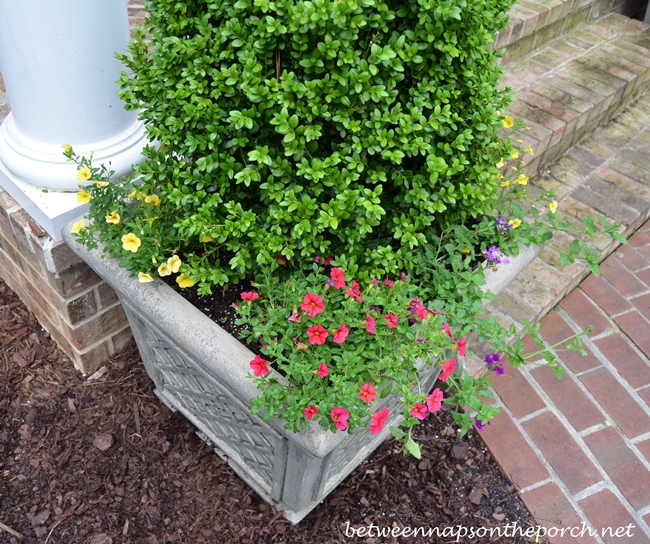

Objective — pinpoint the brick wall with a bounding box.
[0,187,132,373]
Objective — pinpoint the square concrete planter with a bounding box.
[63,228,540,523]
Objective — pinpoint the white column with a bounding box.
[0,0,148,191]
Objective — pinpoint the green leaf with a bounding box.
[404,437,422,459]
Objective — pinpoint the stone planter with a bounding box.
[63,228,540,523]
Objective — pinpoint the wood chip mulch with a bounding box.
[0,278,542,543]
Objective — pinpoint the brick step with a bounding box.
[464,90,650,378]
[496,0,646,65]
[502,12,650,180]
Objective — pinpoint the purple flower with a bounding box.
[475,419,492,432]
[496,216,510,233]
[484,353,501,366]
[494,365,505,376]
[482,245,510,265]
[326,278,335,287]
[369,304,382,313]
[417,337,427,344]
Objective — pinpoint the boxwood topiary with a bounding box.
[114,0,517,291]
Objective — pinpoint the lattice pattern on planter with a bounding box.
[324,393,405,489]
[141,325,279,491]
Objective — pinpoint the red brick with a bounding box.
[559,289,613,337]
[614,311,650,359]
[632,293,650,323]
[596,167,650,203]
[530,366,605,432]
[521,482,598,544]
[489,291,539,325]
[522,412,602,493]
[599,257,648,297]
[583,426,650,510]
[579,489,650,544]
[580,367,650,439]
[593,333,650,389]
[638,244,650,261]
[637,268,650,289]
[637,439,650,464]
[521,258,571,297]
[639,386,650,408]
[479,410,550,489]
[580,275,633,317]
[539,312,601,373]
[491,361,547,419]
[613,245,650,272]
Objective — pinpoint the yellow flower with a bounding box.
[515,175,529,185]
[496,159,504,168]
[511,150,520,159]
[77,190,91,203]
[508,218,522,228]
[71,220,85,233]
[500,181,511,187]
[77,167,92,181]
[167,255,182,273]
[145,194,161,206]
[138,272,153,283]
[62,144,72,152]
[105,211,120,224]
[202,235,214,243]
[523,146,534,155]
[502,115,514,128]
[158,262,172,277]
[121,233,141,253]
[548,201,558,214]
[95,181,109,188]
[144,217,158,227]
[463,247,470,253]
[176,273,194,288]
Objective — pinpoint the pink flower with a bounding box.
[331,407,350,431]
[304,405,318,420]
[383,279,394,288]
[440,358,456,382]
[384,313,398,328]
[347,280,363,303]
[315,255,333,266]
[330,267,346,289]
[288,309,302,323]
[241,291,259,301]
[426,388,443,413]
[317,362,329,378]
[359,384,377,404]
[306,325,329,345]
[443,322,456,341]
[410,403,427,420]
[457,337,467,357]
[370,408,390,435]
[365,313,376,334]
[300,293,324,317]
[333,323,350,344]
[276,254,287,266]
[371,278,379,285]
[250,355,269,377]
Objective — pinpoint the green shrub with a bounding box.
[116,0,517,291]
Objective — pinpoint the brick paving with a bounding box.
[481,219,650,540]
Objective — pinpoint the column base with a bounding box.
[0,113,149,191]
[0,160,87,242]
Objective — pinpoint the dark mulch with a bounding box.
[0,278,541,543]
